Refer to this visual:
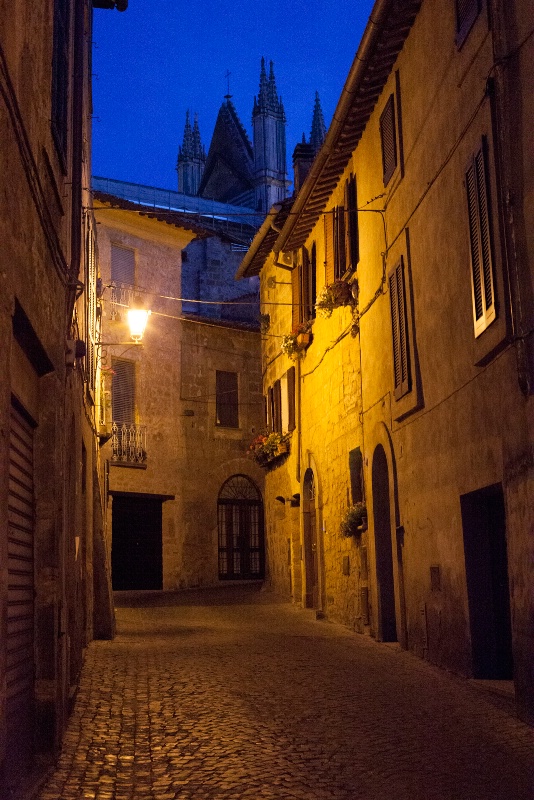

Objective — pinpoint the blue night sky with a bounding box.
[92,0,376,193]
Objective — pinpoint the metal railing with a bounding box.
[111,422,147,465]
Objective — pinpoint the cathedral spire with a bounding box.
[252,57,288,212]
[177,110,206,196]
[310,91,327,155]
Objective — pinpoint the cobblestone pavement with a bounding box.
[37,586,533,800]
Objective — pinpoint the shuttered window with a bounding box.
[287,367,296,432]
[216,371,239,428]
[456,0,481,46]
[465,142,495,336]
[272,379,282,433]
[291,261,303,329]
[86,222,97,392]
[324,209,335,286]
[112,358,136,424]
[345,175,359,273]
[389,257,411,399]
[334,206,346,280]
[292,246,317,327]
[380,94,397,186]
[349,447,364,504]
[51,0,70,163]
[111,244,135,288]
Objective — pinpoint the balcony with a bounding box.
[111,422,147,467]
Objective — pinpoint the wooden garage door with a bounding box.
[7,400,35,774]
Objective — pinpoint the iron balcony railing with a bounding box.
[111,422,147,465]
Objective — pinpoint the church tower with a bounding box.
[252,58,288,212]
[310,91,327,154]
[177,111,206,196]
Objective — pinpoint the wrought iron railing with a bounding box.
[111,422,147,465]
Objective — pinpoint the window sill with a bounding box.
[110,461,147,470]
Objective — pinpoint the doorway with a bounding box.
[218,475,264,579]
[303,468,319,608]
[112,495,163,590]
[372,444,397,641]
[460,483,513,679]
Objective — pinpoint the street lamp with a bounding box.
[127,296,151,343]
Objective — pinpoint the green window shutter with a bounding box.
[465,142,495,336]
[389,257,410,399]
[216,371,239,428]
[380,94,397,186]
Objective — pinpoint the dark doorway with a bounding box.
[303,468,319,608]
[112,495,163,590]
[372,444,397,641]
[460,484,513,679]
[218,475,264,579]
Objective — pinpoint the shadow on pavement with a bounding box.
[113,581,286,608]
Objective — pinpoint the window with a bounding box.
[389,257,411,399]
[349,447,364,504]
[287,367,296,432]
[51,0,70,164]
[111,358,135,424]
[86,222,97,392]
[216,371,239,428]
[380,94,397,186]
[455,0,481,47]
[111,244,135,288]
[292,245,317,328]
[465,141,495,336]
[324,174,359,284]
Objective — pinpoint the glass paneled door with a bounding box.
[218,475,264,580]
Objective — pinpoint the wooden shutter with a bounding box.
[86,223,97,392]
[389,257,410,399]
[345,175,359,272]
[334,206,346,280]
[310,243,317,318]
[291,262,302,328]
[349,447,363,504]
[273,379,282,433]
[111,244,135,287]
[51,0,70,161]
[216,371,239,428]
[112,358,136,424]
[287,366,296,432]
[465,143,495,336]
[380,94,397,186]
[7,400,35,771]
[324,210,335,286]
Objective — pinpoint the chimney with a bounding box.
[292,136,315,195]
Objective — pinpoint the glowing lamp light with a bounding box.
[127,298,151,342]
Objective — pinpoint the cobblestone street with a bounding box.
[36,587,533,800]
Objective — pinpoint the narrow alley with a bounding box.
[35,587,532,800]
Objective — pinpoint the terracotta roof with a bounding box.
[277,0,422,252]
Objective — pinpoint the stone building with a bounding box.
[0,0,121,793]
[238,0,534,725]
[94,186,265,592]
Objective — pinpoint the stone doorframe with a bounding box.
[366,422,408,648]
[300,452,325,614]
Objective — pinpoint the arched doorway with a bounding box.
[218,475,264,580]
[372,444,397,641]
[303,468,319,608]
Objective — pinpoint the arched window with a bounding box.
[218,475,264,579]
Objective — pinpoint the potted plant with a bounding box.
[280,321,313,359]
[340,502,368,538]
[315,280,355,318]
[248,432,291,466]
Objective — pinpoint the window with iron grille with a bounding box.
[111,358,136,424]
[455,0,481,47]
[380,94,397,186]
[389,257,411,399]
[51,0,70,164]
[216,371,239,428]
[111,244,135,287]
[465,141,495,336]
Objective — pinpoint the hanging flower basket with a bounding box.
[340,502,368,538]
[315,280,355,318]
[281,321,313,359]
[248,432,291,466]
